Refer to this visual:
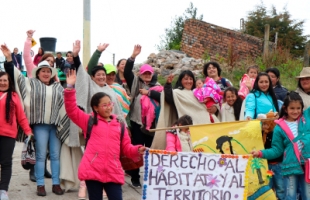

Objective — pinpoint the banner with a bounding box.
[190,120,276,200]
[142,149,250,200]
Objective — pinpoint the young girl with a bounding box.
[252,92,310,199]
[193,78,222,123]
[238,65,259,99]
[166,115,193,152]
[245,72,279,120]
[0,71,33,200]
[64,70,146,200]
[221,87,244,122]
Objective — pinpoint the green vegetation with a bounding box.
[157,2,203,50]
[244,2,309,57]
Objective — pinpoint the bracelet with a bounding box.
[67,84,74,88]
[129,56,135,61]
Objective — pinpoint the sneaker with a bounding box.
[0,190,9,200]
[131,179,141,188]
[36,186,46,196]
[52,185,64,195]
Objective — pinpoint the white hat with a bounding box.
[32,61,57,78]
[296,67,310,79]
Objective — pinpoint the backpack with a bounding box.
[220,77,227,88]
[84,116,143,170]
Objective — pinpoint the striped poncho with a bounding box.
[12,66,69,143]
[110,83,130,117]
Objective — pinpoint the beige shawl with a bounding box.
[220,102,245,122]
[151,89,219,150]
[296,87,310,110]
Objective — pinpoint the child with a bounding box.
[166,115,193,152]
[261,112,285,200]
[238,65,259,99]
[193,78,222,123]
[221,87,244,122]
[252,92,310,200]
[64,70,146,200]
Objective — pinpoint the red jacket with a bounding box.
[0,92,32,138]
[64,89,142,184]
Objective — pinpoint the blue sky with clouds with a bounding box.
[0,0,309,65]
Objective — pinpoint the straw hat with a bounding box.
[32,61,57,78]
[296,67,310,79]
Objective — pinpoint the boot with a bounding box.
[29,166,36,182]
[44,159,52,178]
[37,186,46,196]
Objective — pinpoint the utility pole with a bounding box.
[113,53,115,66]
[304,42,310,67]
[83,0,91,66]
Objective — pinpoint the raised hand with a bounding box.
[0,44,12,61]
[245,77,252,90]
[66,69,77,86]
[131,45,142,58]
[72,40,81,57]
[251,150,260,158]
[166,74,174,84]
[26,30,35,38]
[97,43,109,52]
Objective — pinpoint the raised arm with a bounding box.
[87,43,109,75]
[124,45,141,91]
[164,74,175,106]
[64,70,89,132]
[23,30,36,78]
[72,40,82,72]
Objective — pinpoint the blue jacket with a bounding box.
[261,107,310,176]
[274,85,288,102]
[245,91,277,119]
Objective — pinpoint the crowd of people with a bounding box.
[0,29,310,200]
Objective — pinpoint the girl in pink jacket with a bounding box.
[165,115,193,152]
[0,70,32,200]
[64,70,146,200]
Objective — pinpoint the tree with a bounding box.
[157,2,203,50]
[244,2,309,57]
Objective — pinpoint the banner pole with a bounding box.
[148,117,278,132]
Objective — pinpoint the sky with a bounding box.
[0,0,309,65]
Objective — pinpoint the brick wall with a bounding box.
[181,19,274,61]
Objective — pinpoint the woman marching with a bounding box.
[2,44,69,197]
[0,50,33,200]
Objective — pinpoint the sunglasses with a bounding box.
[99,102,114,109]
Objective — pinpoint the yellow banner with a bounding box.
[190,120,276,200]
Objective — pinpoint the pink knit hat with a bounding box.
[140,64,154,74]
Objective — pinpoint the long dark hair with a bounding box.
[0,72,16,124]
[38,47,44,56]
[90,92,111,125]
[265,67,282,87]
[216,136,234,154]
[279,91,304,119]
[223,87,243,120]
[251,72,279,112]
[174,70,196,90]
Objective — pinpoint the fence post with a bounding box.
[304,42,310,67]
[263,24,270,62]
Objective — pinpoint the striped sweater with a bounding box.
[110,83,130,117]
[11,65,69,143]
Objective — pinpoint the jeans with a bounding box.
[0,136,15,191]
[268,163,285,200]
[33,124,61,186]
[85,180,122,200]
[126,121,153,181]
[285,173,310,200]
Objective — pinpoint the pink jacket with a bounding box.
[166,130,182,152]
[0,92,32,138]
[23,38,36,78]
[140,86,163,130]
[193,77,222,104]
[238,74,255,99]
[64,89,142,184]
